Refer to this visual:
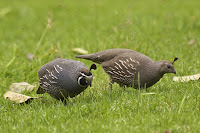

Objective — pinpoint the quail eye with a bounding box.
[97,56,101,60]
[79,77,88,87]
[167,65,171,69]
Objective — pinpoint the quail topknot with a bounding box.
[37,58,97,101]
[76,48,178,89]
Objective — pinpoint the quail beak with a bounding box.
[89,82,92,87]
[85,75,93,87]
[173,70,176,74]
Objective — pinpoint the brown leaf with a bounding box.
[173,73,200,82]
[72,48,88,55]
[4,91,38,104]
[9,82,36,93]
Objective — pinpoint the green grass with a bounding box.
[0,0,200,132]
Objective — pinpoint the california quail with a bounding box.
[76,49,178,89]
[37,58,97,101]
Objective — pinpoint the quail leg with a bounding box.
[122,85,130,92]
[62,99,67,106]
[109,82,112,94]
[109,79,113,94]
[122,86,126,91]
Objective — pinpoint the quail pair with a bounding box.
[37,48,178,101]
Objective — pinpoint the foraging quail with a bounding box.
[76,49,178,89]
[37,58,97,101]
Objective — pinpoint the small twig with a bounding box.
[33,25,48,55]
[57,42,63,58]
[34,16,53,55]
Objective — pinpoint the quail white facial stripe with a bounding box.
[80,72,87,77]
[85,75,93,83]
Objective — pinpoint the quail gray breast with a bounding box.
[37,58,97,101]
[76,49,178,89]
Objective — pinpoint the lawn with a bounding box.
[0,0,200,132]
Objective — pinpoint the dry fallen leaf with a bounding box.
[9,82,36,93]
[4,91,38,104]
[173,73,200,82]
[72,48,88,55]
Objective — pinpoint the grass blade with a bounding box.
[5,56,16,68]
[178,95,186,114]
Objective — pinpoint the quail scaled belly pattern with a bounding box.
[76,49,178,89]
[37,58,96,101]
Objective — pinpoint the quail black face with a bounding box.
[78,69,93,87]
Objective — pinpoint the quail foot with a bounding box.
[76,49,178,90]
[37,58,97,102]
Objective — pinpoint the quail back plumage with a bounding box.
[76,49,178,89]
[37,58,96,101]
